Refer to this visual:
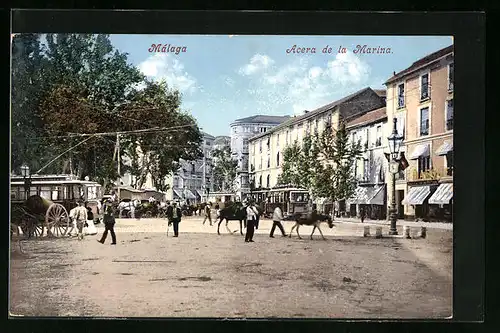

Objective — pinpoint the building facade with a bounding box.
[385,45,453,221]
[165,132,216,204]
[345,107,388,220]
[248,87,386,202]
[229,115,290,199]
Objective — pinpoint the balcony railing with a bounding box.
[407,166,453,182]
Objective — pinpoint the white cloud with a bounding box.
[238,54,275,76]
[240,51,371,116]
[137,53,197,94]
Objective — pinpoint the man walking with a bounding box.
[73,200,88,240]
[245,200,259,243]
[98,201,117,245]
[167,202,182,237]
[202,202,212,226]
[270,205,287,238]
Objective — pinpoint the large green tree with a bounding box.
[11,33,203,190]
[211,146,237,192]
[278,121,362,207]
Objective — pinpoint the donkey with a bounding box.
[217,204,247,235]
[286,213,334,240]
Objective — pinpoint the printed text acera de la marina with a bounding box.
[286,44,393,54]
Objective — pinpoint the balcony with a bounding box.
[407,166,453,182]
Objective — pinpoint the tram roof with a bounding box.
[10,179,102,186]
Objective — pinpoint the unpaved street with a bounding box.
[9,217,452,319]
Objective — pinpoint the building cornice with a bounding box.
[403,131,453,145]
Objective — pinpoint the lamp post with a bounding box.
[387,118,404,235]
[20,164,31,200]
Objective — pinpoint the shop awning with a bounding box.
[401,186,431,205]
[172,188,182,198]
[368,185,385,205]
[428,183,453,204]
[347,187,370,204]
[435,140,453,156]
[409,144,430,160]
[196,190,204,198]
[184,189,196,200]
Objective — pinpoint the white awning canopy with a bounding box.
[409,144,430,160]
[368,185,385,205]
[184,189,196,200]
[435,140,453,156]
[347,187,369,204]
[401,186,431,205]
[428,183,453,204]
[172,188,182,198]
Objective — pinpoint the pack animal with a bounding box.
[217,205,247,235]
[286,213,334,240]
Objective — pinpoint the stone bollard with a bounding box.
[420,227,427,239]
[403,225,411,239]
[375,226,382,238]
[363,226,370,237]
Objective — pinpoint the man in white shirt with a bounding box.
[245,201,259,243]
[73,200,88,240]
[67,206,78,237]
[270,205,287,238]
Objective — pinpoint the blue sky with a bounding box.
[109,35,453,137]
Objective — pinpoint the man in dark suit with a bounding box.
[166,202,182,237]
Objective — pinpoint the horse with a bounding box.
[286,213,334,240]
[217,204,247,235]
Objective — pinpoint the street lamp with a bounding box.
[20,163,32,200]
[387,118,404,235]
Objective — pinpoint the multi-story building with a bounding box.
[229,115,290,199]
[345,107,388,220]
[385,45,453,221]
[248,87,386,202]
[165,132,216,203]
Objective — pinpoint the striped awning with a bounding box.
[347,187,371,204]
[196,190,204,198]
[428,183,453,204]
[401,186,431,205]
[368,185,385,205]
[435,140,453,156]
[172,188,182,198]
[184,189,196,200]
[409,144,430,160]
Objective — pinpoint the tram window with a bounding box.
[30,186,38,197]
[40,186,52,199]
[87,186,97,200]
[52,187,62,200]
[11,189,17,200]
[72,186,80,199]
[63,186,69,199]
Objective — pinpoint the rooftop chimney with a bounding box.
[393,71,396,76]
[303,110,309,114]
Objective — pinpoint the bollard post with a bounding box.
[375,226,382,238]
[403,225,411,239]
[363,226,370,237]
[420,226,427,239]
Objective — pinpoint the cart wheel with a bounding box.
[21,216,43,238]
[144,211,152,218]
[45,203,69,237]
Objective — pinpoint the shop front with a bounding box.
[427,181,453,222]
[347,184,386,220]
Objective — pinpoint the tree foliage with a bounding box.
[278,122,362,203]
[11,33,203,190]
[211,146,237,192]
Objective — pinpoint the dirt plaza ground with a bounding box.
[9,216,452,319]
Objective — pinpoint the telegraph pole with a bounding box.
[116,133,121,201]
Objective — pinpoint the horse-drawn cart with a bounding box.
[10,174,103,239]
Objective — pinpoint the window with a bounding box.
[398,83,405,108]
[395,112,406,140]
[420,107,429,136]
[259,140,262,152]
[446,99,453,131]
[266,137,270,150]
[285,131,289,144]
[259,175,262,187]
[375,125,382,147]
[363,159,369,180]
[420,73,430,100]
[448,63,454,91]
[277,134,280,146]
[267,156,270,168]
[314,119,318,133]
[276,152,280,166]
[259,157,262,170]
[266,175,270,188]
[417,156,431,177]
[446,151,454,176]
[353,159,358,179]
